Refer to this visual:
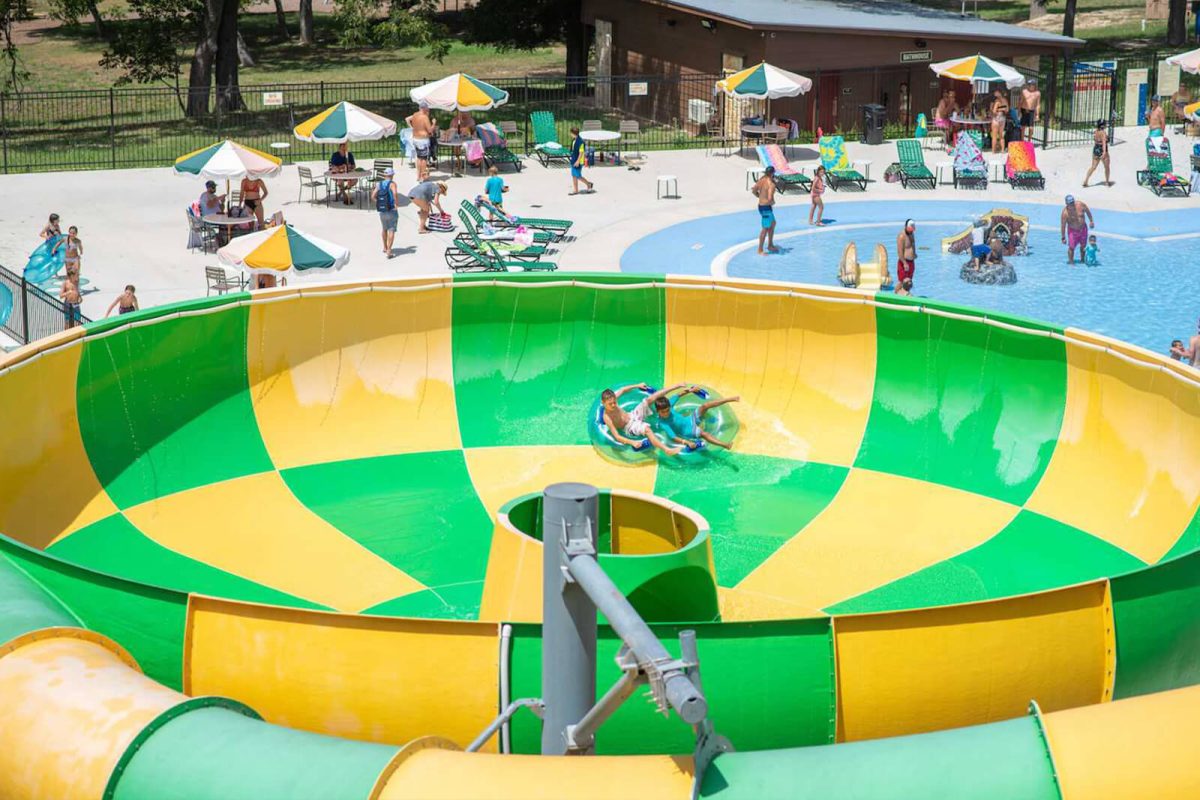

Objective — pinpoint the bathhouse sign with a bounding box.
[901,50,933,63]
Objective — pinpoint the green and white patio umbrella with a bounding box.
[293,101,398,144]
[173,139,282,181]
[1166,47,1200,75]
[217,224,350,281]
[930,54,1026,89]
[715,62,813,100]
[409,73,510,111]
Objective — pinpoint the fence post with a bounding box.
[1043,55,1057,149]
[20,277,29,345]
[0,92,7,175]
[108,88,116,169]
[524,75,531,152]
[319,81,325,106]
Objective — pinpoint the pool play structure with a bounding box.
[1,273,1200,798]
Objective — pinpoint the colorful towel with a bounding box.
[1005,141,1037,179]
[756,144,799,175]
[819,135,851,172]
[953,133,985,173]
[476,123,505,148]
[465,139,485,163]
[914,113,928,139]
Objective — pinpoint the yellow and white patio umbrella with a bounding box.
[930,54,1026,89]
[409,73,509,111]
[1184,100,1200,123]
[1166,47,1200,75]
[173,139,282,181]
[217,224,350,281]
[716,62,812,100]
[293,101,398,144]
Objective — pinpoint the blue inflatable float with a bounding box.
[589,383,740,465]
[23,236,66,285]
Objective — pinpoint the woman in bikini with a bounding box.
[105,285,139,317]
[1083,119,1110,188]
[240,175,268,227]
[989,89,1010,154]
[54,225,83,281]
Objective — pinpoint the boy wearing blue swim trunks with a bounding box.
[751,167,779,255]
[652,385,740,451]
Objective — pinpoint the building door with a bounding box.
[817,73,840,131]
[720,53,749,139]
[595,19,613,108]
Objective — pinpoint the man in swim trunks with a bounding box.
[652,386,740,451]
[1060,195,1094,265]
[896,219,916,285]
[406,102,435,182]
[1019,80,1040,142]
[601,383,689,456]
[1171,321,1200,367]
[1148,97,1166,137]
[751,167,778,255]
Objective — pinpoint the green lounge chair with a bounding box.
[895,139,936,189]
[529,111,572,167]
[461,198,571,241]
[475,122,523,173]
[756,144,811,192]
[1136,136,1191,197]
[447,210,548,270]
[448,238,556,273]
[818,135,868,191]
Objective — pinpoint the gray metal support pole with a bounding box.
[541,482,599,755]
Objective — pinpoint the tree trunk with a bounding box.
[186,12,217,119]
[273,0,288,39]
[87,0,105,37]
[1168,0,1188,45]
[563,0,585,77]
[1028,0,1047,20]
[215,0,243,112]
[298,0,313,46]
[1062,0,1078,37]
[236,30,254,67]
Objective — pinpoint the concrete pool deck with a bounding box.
[0,124,1197,322]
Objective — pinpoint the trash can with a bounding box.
[860,104,886,145]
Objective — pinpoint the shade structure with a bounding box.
[217,224,350,280]
[293,101,398,144]
[930,54,1026,89]
[173,140,282,181]
[716,62,812,100]
[409,73,509,111]
[1166,47,1200,75]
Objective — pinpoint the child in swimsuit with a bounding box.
[56,225,82,280]
[651,385,741,451]
[600,383,687,456]
[1083,235,1099,267]
[59,277,82,329]
[105,285,139,318]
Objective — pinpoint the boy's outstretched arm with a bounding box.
[644,383,687,405]
[613,382,651,399]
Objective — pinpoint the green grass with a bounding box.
[15,10,565,91]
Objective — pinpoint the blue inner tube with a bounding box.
[24,236,66,285]
[589,384,740,465]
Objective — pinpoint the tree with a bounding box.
[1168,0,1188,46]
[331,0,450,60]
[298,0,312,45]
[466,0,585,76]
[1062,0,1077,38]
[1028,0,1047,20]
[48,0,107,39]
[100,0,198,111]
[272,0,288,40]
[0,0,29,92]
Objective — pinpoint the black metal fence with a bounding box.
[0,263,90,345]
[0,58,1149,175]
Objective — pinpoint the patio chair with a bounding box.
[449,238,556,273]
[582,119,602,132]
[499,120,523,152]
[372,159,394,181]
[476,122,523,172]
[818,135,868,191]
[529,111,572,167]
[1004,141,1045,190]
[755,144,811,192]
[205,266,243,296]
[297,165,326,203]
[1137,136,1191,197]
[914,112,945,151]
[186,210,218,254]
[229,188,242,208]
[619,120,642,158]
[447,210,548,269]
[461,198,571,241]
[950,134,987,190]
[895,139,937,189]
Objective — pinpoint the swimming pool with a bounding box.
[621,200,1200,353]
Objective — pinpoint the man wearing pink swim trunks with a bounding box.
[1060,195,1094,265]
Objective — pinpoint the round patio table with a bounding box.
[581,129,621,162]
[324,169,371,208]
[740,124,785,157]
[202,213,255,246]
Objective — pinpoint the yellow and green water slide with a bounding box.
[1,273,1199,799]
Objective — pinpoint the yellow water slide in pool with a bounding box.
[837,242,892,291]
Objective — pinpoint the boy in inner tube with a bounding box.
[653,385,740,452]
[601,383,687,456]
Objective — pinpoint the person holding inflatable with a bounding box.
[652,386,740,451]
[601,383,690,456]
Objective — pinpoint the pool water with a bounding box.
[724,223,1196,353]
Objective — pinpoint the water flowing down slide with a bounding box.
[0,274,1198,798]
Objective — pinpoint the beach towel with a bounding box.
[1005,141,1036,180]
[756,144,796,175]
[476,123,505,148]
[952,133,985,173]
[914,113,928,139]
[400,128,415,160]
[818,135,851,171]
[464,139,485,164]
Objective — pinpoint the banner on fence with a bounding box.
[1069,60,1116,124]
